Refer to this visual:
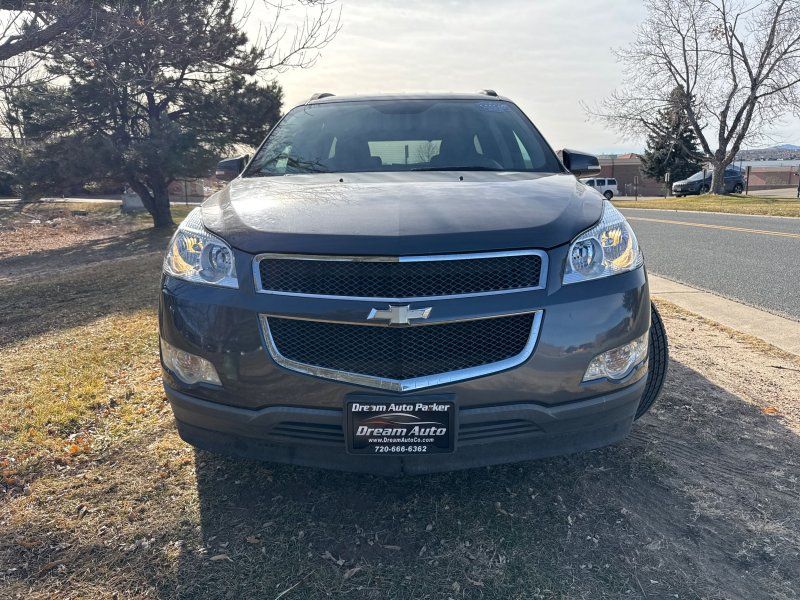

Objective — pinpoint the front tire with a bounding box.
[603,190,614,200]
[733,183,744,194]
[635,302,669,420]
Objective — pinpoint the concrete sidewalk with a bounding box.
[650,274,800,356]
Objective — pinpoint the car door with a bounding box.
[723,169,737,192]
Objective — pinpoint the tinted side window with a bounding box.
[608,178,617,185]
[596,179,606,186]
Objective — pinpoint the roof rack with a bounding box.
[308,92,335,102]
[479,89,498,97]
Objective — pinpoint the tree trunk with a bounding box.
[710,162,726,195]
[150,177,174,229]
[128,176,174,229]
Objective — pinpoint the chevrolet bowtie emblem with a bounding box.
[367,305,432,326]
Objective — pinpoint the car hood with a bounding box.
[201,172,603,255]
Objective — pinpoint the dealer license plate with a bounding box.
[346,399,455,455]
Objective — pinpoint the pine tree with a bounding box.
[11,0,338,227]
[641,88,704,186]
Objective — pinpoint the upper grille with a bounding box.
[265,313,537,387]
[257,252,544,298]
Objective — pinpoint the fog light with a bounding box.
[160,338,221,385]
[583,332,648,382]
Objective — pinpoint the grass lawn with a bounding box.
[1,206,800,599]
[613,193,800,217]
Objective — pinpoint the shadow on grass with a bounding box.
[166,361,800,600]
[0,228,170,280]
[0,236,168,347]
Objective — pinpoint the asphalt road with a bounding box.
[620,208,800,321]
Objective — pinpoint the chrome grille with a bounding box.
[262,312,543,392]
[255,250,546,299]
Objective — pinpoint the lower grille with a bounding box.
[262,312,542,392]
[264,418,542,446]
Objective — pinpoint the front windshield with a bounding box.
[245,99,563,176]
[687,171,707,181]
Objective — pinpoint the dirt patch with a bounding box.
[0,202,136,258]
[0,202,190,283]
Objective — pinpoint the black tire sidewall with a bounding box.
[635,302,669,420]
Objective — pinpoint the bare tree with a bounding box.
[0,1,92,63]
[0,51,42,135]
[414,140,440,164]
[592,0,800,193]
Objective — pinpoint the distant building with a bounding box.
[595,151,798,194]
[596,154,664,196]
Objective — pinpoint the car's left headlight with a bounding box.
[563,202,642,285]
[163,207,239,288]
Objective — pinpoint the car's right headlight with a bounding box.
[163,207,239,288]
[563,202,642,285]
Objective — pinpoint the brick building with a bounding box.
[597,153,664,197]
[597,152,800,195]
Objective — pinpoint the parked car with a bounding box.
[580,177,619,199]
[672,167,745,196]
[160,92,669,475]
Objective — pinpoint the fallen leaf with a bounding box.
[343,565,362,580]
[37,560,65,576]
[762,406,781,415]
[209,554,231,562]
[382,544,401,551]
[321,550,344,566]
[245,535,261,544]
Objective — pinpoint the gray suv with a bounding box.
[672,167,745,196]
[160,92,668,475]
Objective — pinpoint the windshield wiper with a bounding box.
[411,165,504,171]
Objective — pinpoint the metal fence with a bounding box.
[744,165,800,191]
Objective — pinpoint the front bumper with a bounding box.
[166,375,645,475]
[159,243,651,474]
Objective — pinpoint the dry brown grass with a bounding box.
[1,222,799,599]
[614,194,800,217]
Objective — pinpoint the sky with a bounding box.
[253,0,800,155]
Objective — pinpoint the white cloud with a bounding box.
[255,0,799,153]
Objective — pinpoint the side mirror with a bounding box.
[560,149,601,177]
[215,155,250,182]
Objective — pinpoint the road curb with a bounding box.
[649,274,800,356]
